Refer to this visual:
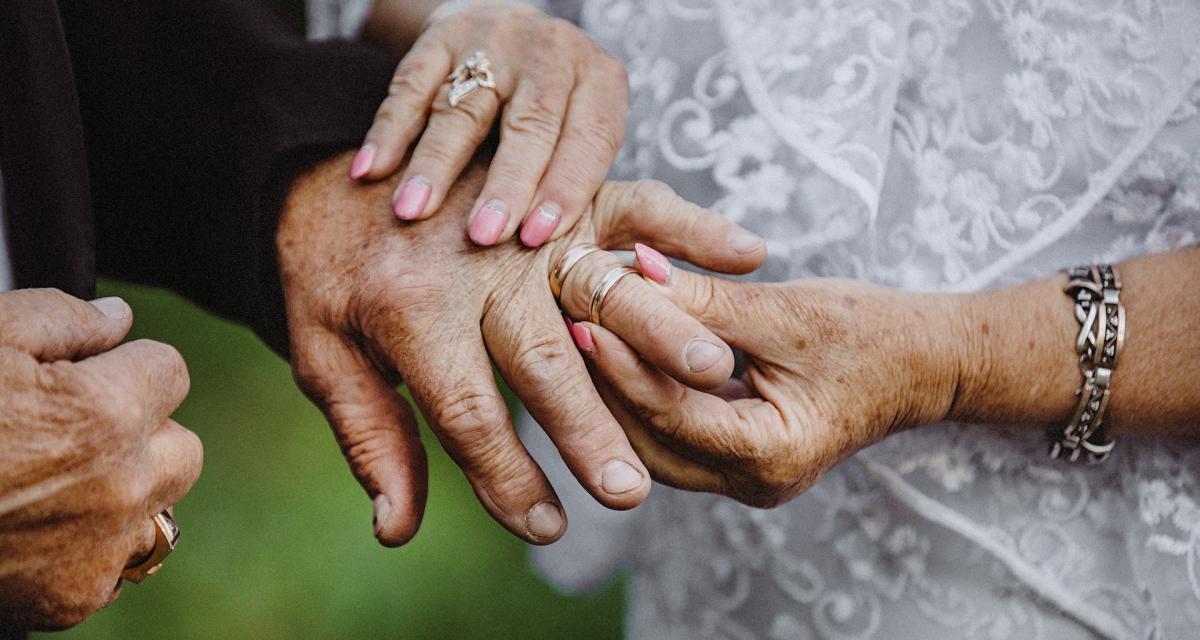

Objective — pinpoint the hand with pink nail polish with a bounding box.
[574,246,1200,510]
[278,152,765,547]
[350,2,630,247]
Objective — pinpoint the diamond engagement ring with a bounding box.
[448,50,497,108]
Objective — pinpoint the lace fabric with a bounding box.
[521,1,1200,638]
[305,0,1200,635]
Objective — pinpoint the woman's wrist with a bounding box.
[940,278,1080,428]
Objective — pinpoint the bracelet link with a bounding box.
[1050,264,1123,463]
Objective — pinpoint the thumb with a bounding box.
[631,254,769,347]
[590,180,767,275]
[0,289,133,361]
[290,326,428,547]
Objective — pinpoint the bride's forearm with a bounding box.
[944,246,1200,438]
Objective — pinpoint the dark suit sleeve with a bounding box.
[59,0,397,357]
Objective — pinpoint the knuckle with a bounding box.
[430,93,492,131]
[509,330,575,386]
[387,61,434,102]
[574,112,625,160]
[107,470,152,514]
[433,388,506,438]
[631,179,676,208]
[331,416,398,474]
[176,427,205,480]
[503,95,562,143]
[138,340,190,389]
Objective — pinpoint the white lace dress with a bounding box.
[310,1,1200,637]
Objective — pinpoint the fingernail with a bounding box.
[393,176,431,220]
[570,323,595,354]
[372,494,391,536]
[728,228,765,254]
[526,501,565,540]
[685,339,723,373]
[634,243,671,284]
[601,460,644,494]
[519,203,561,247]
[89,297,130,320]
[468,200,509,246]
[349,143,376,179]
[562,313,575,331]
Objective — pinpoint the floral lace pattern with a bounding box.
[521,1,1200,638]
[308,0,1200,635]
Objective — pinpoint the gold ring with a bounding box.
[589,266,639,325]
[120,511,180,584]
[549,243,600,300]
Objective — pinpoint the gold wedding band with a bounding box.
[589,266,639,326]
[120,511,180,584]
[549,243,600,300]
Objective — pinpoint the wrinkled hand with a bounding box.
[0,290,202,631]
[564,264,966,507]
[278,151,765,546]
[352,4,628,248]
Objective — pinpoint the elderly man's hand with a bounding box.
[277,151,765,546]
[0,290,203,631]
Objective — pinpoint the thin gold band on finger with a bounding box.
[589,266,639,326]
[550,243,600,300]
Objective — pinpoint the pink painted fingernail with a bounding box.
[526,501,566,540]
[393,177,431,220]
[634,243,671,284]
[563,313,575,331]
[520,203,561,247]
[349,143,376,179]
[468,200,509,246]
[570,323,595,354]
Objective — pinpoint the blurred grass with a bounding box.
[41,280,623,640]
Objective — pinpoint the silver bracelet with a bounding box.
[1049,265,1125,463]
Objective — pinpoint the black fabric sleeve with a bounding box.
[59,0,397,357]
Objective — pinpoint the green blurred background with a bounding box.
[38,280,625,640]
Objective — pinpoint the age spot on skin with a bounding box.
[842,295,858,310]
[981,322,990,336]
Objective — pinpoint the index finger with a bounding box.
[352,35,455,181]
[74,339,191,425]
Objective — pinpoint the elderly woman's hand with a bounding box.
[349,3,629,248]
[557,256,969,507]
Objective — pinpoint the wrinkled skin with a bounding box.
[0,289,202,631]
[278,151,766,546]
[568,269,968,508]
[358,3,630,248]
